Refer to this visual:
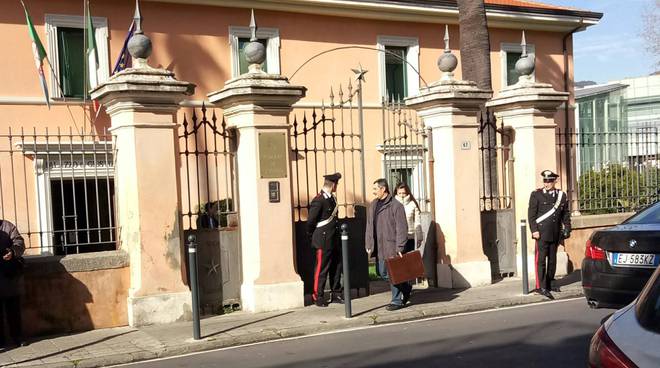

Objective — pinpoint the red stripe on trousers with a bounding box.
[313,249,322,301]
[534,240,540,289]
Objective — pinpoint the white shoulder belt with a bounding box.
[316,200,339,228]
[535,191,564,224]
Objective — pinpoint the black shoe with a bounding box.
[331,294,344,304]
[315,299,328,307]
[540,289,554,300]
[402,293,411,305]
[385,304,404,311]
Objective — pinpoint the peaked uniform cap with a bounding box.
[323,172,342,183]
[540,170,559,180]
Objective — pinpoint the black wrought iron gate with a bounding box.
[290,78,370,299]
[179,104,241,313]
[478,110,516,278]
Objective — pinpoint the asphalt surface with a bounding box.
[121,298,614,368]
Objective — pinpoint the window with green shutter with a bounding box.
[238,38,268,74]
[385,46,408,99]
[506,51,522,86]
[57,27,86,98]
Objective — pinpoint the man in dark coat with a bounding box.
[307,172,342,307]
[528,170,571,299]
[364,178,410,311]
[0,219,26,348]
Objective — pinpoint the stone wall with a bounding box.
[21,251,129,337]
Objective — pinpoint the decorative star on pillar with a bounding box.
[351,64,368,83]
[205,258,220,276]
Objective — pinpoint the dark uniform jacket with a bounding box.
[307,190,338,250]
[0,220,26,298]
[528,189,571,242]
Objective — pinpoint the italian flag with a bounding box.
[86,0,101,114]
[86,1,99,91]
[21,0,50,109]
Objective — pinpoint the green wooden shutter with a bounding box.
[238,38,268,74]
[385,46,408,99]
[57,27,86,98]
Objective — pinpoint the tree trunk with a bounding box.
[457,0,492,90]
[457,0,499,208]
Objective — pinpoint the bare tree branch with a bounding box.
[642,0,660,69]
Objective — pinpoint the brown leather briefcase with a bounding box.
[385,250,425,285]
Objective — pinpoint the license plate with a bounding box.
[612,253,659,268]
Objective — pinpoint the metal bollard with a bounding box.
[187,234,201,340]
[341,223,352,318]
[520,220,529,295]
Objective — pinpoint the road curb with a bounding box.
[15,288,585,368]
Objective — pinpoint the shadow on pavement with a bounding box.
[555,270,582,288]
[203,311,294,339]
[3,330,136,366]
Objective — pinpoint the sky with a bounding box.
[540,0,657,84]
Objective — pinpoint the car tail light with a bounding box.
[585,239,606,261]
[588,326,637,368]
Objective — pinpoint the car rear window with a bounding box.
[636,266,660,333]
[624,202,660,225]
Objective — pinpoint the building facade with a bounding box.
[0,0,600,336]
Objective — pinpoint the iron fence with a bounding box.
[381,96,430,212]
[290,80,366,222]
[0,127,116,256]
[557,126,660,214]
[478,110,514,212]
[179,105,238,231]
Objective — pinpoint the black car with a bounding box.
[582,201,660,309]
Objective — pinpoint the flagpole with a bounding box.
[20,0,82,133]
[83,0,88,135]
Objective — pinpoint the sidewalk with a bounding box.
[0,277,584,368]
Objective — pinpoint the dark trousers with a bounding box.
[312,247,342,301]
[0,296,22,346]
[535,239,558,291]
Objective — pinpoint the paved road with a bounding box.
[122,298,613,368]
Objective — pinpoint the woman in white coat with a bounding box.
[394,182,422,253]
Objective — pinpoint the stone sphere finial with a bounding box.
[514,30,535,78]
[127,0,152,61]
[244,9,266,72]
[437,25,458,79]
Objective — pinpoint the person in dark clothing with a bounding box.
[0,219,26,348]
[528,170,571,299]
[307,172,343,307]
[365,179,411,311]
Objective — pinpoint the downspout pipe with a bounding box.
[563,20,585,210]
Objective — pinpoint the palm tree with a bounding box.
[457,0,499,208]
[457,0,492,90]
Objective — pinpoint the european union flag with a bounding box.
[112,21,135,74]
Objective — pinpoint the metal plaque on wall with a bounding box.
[258,132,288,179]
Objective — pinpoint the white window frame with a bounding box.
[45,14,110,99]
[228,26,280,77]
[19,142,114,255]
[377,143,427,209]
[377,35,420,99]
[500,42,536,87]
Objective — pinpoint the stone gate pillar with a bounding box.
[406,30,493,288]
[90,7,195,326]
[207,12,305,312]
[486,32,569,281]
